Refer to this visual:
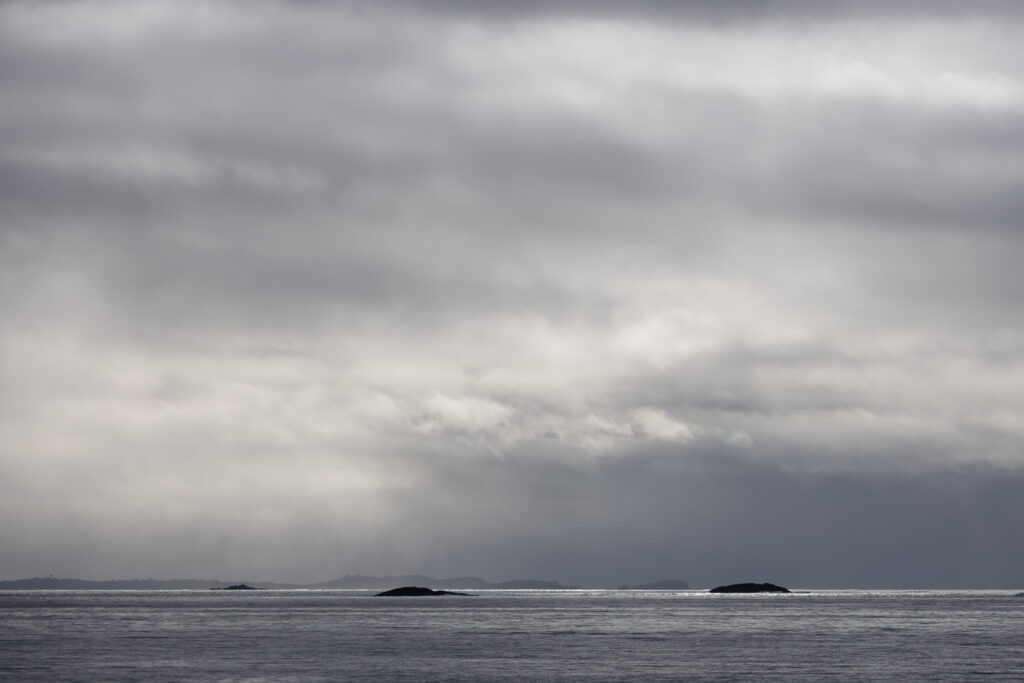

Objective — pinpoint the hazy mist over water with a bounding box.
[2,1,1024,588]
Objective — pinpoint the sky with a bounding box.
[1,0,1023,588]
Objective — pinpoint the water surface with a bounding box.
[2,589,1021,680]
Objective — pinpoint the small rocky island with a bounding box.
[709,582,790,593]
[211,584,260,591]
[376,586,473,597]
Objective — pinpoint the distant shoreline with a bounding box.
[0,575,573,591]
[3,577,1022,592]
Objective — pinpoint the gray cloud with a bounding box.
[390,0,1024,25]
[1,0,1023,586]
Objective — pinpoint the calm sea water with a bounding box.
[1,589,1022,681]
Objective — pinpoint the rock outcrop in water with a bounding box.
[213,584,260,591]
[709,582,790,593]
[376,586,473,597]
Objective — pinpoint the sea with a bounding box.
[1,589,1022,681]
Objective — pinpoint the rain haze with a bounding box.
[2,0,1023,588]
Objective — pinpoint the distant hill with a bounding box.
[0,577,227,590]
[0,574,567,591]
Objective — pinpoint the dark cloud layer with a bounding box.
[4,444,1022,587]
[1,0,1023,586]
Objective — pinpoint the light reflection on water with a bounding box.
[1,590,1022,681]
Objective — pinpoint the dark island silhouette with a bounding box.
[212,584,260,591]
[376,586,473,597]
[710,582,790,593]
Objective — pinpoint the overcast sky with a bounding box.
[2,0,1023,588]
